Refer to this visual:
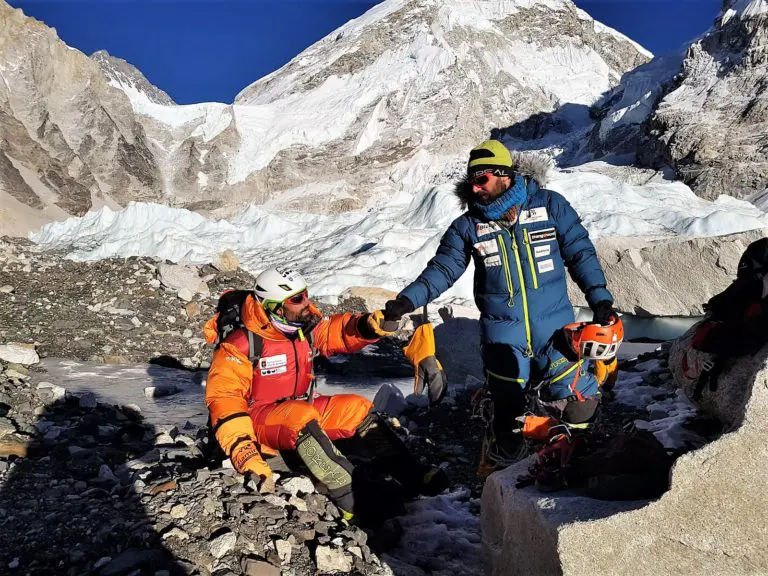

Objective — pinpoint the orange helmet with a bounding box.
[563,316,624,360]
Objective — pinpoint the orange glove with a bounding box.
[365,309,399,337]
[594,357,619,392]
[518,415,557,440]
[231,441,272,480]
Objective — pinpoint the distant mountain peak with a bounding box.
[91,49,176,106]
[724,0,768,20]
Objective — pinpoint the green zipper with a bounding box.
[486,369,526,384]
[504,228,532,357]
[523,229,538,290]
[550,360,584,384]
[497,235,515,308]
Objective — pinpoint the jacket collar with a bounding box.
[454,150,552,212]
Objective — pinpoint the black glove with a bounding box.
[417,356,448,406]
[384,296,415,322]
[591,300,616,325]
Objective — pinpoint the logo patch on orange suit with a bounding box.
[259,354,287,370]
[261,366,288,376]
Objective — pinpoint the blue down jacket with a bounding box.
[400,153,612,373]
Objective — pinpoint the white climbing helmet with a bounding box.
[253,266,308,311]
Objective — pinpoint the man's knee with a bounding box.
[482,343,529,392]
[331,394,373,415]
[483,343,522,374]
[562,397,599,424]
[320,394,373,440]
[280,401,321,428]
[261,401,321,449]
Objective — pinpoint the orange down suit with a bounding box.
[205,295,377,462]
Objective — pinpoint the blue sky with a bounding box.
[9,0,722,105]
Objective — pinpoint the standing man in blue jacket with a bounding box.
[384,140,616,464]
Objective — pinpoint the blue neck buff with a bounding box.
[472,174,528,220]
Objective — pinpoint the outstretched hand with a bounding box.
[383,296,415,322]
[365,310,400,337]
[591,300,616,325]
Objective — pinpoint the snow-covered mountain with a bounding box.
[0,1,164,236]
[491,0,768,204]
[0,0,649,234]
[91,50,176,107]
[133,0,651,214]
[588,0,768,201]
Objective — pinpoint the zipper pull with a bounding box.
[524,345,533,358]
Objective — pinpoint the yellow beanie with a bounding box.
[467,140,514,178]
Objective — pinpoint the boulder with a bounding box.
[569,229,767,317]
[157,263,210,300]
[0,434,30,458]
[482,343,768,576]
[339,286,397,312]
[212,249,239,273]
[0,343,39,365]
[315,546,352,573]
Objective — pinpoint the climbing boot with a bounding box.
[355,412,449,497]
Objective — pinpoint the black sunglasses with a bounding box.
[471,174,492,186]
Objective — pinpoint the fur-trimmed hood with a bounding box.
[454,151,554,210]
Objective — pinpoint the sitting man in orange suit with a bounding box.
[204,266,447,520]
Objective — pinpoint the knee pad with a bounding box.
[295,420,354,494]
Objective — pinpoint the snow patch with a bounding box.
[30,161,768,303]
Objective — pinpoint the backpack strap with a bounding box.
[246,330,264,367]
[223,328,263,368]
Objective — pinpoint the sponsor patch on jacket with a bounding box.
[534,244,551,258]
[476,223,493,237]
[528,227,556,244]
[473,239,499,256]
[519,207,549,224]
[537,258,555,273]
[261,366,288,376]
[484,255,501,267]
[475,222,502,238]
[225,356,243,365]
[259,354,287,370]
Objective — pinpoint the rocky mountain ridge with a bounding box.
[92,50,177,107]
[0,0,649,235]
[590,0,768,201]
[0,2,164,237]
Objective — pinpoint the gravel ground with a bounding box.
[0,236,713,574]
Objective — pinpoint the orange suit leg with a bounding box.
[312,394,373,441]
[249,401,321,451]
